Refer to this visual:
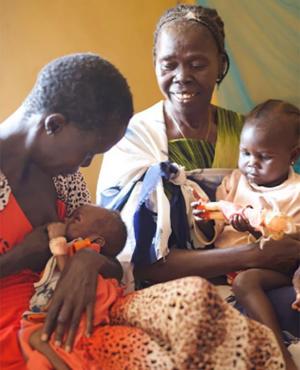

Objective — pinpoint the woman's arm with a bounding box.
[134,235,300,283]
[0,226,51,278]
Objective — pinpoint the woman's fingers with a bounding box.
[64,290,96,350]
[192,209,206,220]
[193,208,205,214]
[41,302,61,342]
[85,302,95,338]
[291,299,300,311]
[64,306,83,352]
[54,302,73,347]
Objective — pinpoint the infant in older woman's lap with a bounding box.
[194,99,300,370]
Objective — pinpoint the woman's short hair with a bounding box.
[23,53,133,133]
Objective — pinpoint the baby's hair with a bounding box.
[97,209,127,258]
[153,4,229,83]
[246,99,300,141]
[23,53,133,135]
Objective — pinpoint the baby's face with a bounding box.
[238,121,293,187]
[65,205,107,241]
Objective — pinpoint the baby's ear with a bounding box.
[95,236,105,247]
[96,237,121,258]
[92,236,111,256]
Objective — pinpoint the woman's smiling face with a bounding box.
[155,21,222,115]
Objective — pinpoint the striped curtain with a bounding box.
[198,0,300,172]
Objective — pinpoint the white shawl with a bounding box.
[97,101,210,291]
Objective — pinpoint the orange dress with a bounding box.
[0,170,91,370]
[0,192,38,370]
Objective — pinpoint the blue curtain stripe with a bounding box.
[198,0,300,172]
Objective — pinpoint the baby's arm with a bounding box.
[192,200,260,239]
[292,265,300,311]
[214,171,262,238]
[47,223,68,271]
[193,200,294,243]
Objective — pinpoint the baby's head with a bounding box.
[239,99,300,187]
[65,204,127,257]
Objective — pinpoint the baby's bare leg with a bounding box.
[29,328,70,370]
[232,268,296,369]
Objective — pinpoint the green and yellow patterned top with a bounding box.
[168,106,244,170]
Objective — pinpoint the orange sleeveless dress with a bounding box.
[0,171,91,369]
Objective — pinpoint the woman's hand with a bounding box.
[0,225,50,277]
[191,202,215,240]
[41,249,122,351]
[292,266,300,311]
[291,292,300,312]
[191,200,214,225]
[247,235,300,272]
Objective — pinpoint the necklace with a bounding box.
[167,107,212,141]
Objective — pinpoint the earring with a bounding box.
[291,161,295,165]
[216,76,222,83]
[216,69,226,83]
[217,54,230,84]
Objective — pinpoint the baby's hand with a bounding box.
[230,213,262,239]
[291,293,300,312]
[230,213,252,232]
[292,268,300,311]
[47,222,66,240]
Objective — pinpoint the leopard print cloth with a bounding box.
[77,277,284,370]
[0,170,10,211]
[52,171,91,216]
[0,169,91,215]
